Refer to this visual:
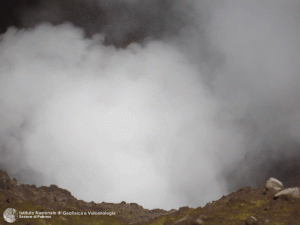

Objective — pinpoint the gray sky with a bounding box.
[0,0,299,210]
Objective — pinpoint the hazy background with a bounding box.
[0,0,299,210]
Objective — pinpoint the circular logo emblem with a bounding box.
[3,208,18,223]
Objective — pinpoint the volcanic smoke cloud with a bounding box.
[0,0,299,210]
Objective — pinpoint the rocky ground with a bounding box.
[0,169,300,224]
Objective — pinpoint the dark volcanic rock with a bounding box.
[0,169,181,224]
[0,170,300,225]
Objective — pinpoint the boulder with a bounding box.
[246,216,257,225]
[274,187,300,200]
[265,178,283,191]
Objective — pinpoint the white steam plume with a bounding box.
[0,0,299,210]
[0,22,244,209]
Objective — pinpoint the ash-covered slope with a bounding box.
[1,169,300,225]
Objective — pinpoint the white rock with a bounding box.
[246,216,258,225]
[275,187,300,199]
[265,177,283,191]
[194,218,205,224]
[250,216,257,221]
